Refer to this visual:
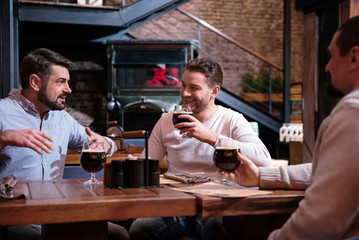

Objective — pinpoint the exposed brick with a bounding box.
[129,0,303,86]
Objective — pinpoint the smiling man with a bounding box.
[143,58,271,176]
[0,48,116,179]
[36,64,71,112]
[0,48,129,240]
[129,58,272,240]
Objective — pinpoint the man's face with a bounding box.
[325,31,352,95]
[180,70,216,114]
[38,64,72,111]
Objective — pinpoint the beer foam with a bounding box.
[215,147,239,150]
[81,149,105,153]
[173,111,193,114]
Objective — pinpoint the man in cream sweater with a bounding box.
[226,15,359,240]
[129,58,272,240]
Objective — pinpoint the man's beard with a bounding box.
[326,72,344,99]
[38,86,67,111]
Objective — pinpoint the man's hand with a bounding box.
[223,152,261,187]
[0,129,54,155]
[85,127,113,154]
[175,115,219,146]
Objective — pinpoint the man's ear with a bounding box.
[349,46,359,71]
[29,74,42,91]
[211,85,221,99]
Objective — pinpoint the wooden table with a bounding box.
[193,188,304,239]
[65,150,143,165]
[195,190,304,217]
[0,179,196,240]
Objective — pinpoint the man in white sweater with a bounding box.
[129,58,272,240]
[226,15,359,240]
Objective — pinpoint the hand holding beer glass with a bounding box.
[80,141,106,185]
[213,138,240,185]
[172,105,193,137]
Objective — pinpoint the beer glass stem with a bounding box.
[220,171,233,185]
[90,173,97,183]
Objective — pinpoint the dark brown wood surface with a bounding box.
[195,190,304,217]
[0,179,304,240]
[0,179,196,226]
[303,12,318,164]
[65,150,143,165]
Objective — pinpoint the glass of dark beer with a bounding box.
[172,105,193,137]
[80,141,106,185]
[213,138,240,185]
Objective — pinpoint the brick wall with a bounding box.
[185,0,304,84]
[130,0,303,85]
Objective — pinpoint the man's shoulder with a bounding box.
[0,96,19,111]
[216,105,243,117]
[158,111,172,120]
[333,90,359,114]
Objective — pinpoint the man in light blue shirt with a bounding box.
[0,48,116,180]
[0,48,129,240]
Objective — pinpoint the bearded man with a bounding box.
[0,48,129,240]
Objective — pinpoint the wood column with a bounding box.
[302,12,318,163]
[340,0,359,23]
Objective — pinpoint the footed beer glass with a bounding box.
[213,138,240,185]
[172,105,193,137]
[80,141,106,185]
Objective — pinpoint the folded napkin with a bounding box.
[164,172,211,183]
[0,176,28,200]
[171,182,273,198]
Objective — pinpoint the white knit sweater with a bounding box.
[143,105,272,177]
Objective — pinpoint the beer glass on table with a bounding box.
[213,138,240,185]
[80,141,106,185]
[172,105,193,137]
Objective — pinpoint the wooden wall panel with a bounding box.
[302,12,318,163]
[349,0,359,17]
[340,0,359,23]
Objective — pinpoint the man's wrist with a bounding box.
[103,136,117,155]
[211,133,220,147]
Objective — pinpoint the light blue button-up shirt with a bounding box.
[0,89,115,180]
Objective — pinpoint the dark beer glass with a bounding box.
[172,105,193,138]
[172,111,194,128]
[214,147,240,171]
[80,142,106,185]
[213,138,240,185]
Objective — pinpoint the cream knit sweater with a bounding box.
[143,105,272,178]
[261,88,359,240]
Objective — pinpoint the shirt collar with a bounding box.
[9,88,38,114]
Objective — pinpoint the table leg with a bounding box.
[223,214,291,239]
[42,221,107,240]
[1,226,8,240]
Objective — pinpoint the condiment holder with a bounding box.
[104,158,160,189]
[104,130,160,189]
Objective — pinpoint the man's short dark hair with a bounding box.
[336,15,359,56]
[19,48,73,89]
[186,58,223,87]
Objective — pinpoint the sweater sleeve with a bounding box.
[140,113,167,161]
[228,111,272,167]
[268,100,359,240]
[259,163,312,190]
